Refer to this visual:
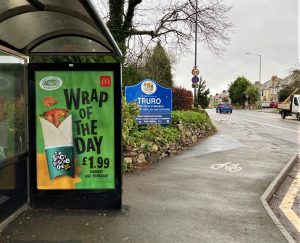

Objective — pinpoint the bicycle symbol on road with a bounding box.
[211,162,242,173]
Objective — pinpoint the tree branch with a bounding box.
[123,0,143,33]
[104,0,233,58]
[129,0,231,55]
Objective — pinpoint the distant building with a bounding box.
[219,90,229,100]
[260,76,283,102]
[257,70,300,102]
[209,90,230,108]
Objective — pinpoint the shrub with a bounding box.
[7,96,26,153]
[278,85,294,102]
[172,87,193,110]
[124,109,215,147]
[122,96,216,172]
[122,96,140,144]
[172,110,215,130]
[122,100,215,147]
[131,125,180,146]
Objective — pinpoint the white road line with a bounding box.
[228,116,300,133]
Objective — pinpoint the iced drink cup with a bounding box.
[45,145,74,179]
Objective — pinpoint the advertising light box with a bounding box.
[28,63,122,209]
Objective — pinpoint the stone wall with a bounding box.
[123,122,216,171]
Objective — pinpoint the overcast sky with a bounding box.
[174,0,299,95]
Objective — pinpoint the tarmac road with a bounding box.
[0,109,298,242]
[214,109,300,146]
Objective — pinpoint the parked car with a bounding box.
[261,101,270,108]
[270,101,279,108]
[216,102,232,113]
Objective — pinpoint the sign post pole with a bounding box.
[194,0,198,107]
[191,71,200,107]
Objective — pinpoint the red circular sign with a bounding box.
[192,68,200,76]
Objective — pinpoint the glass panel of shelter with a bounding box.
[31,36,111,53]
[0,50,27,221]
[0,51,26,161]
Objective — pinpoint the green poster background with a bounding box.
[35,70,115,189]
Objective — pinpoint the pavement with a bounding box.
[268,157,300,242]
[0,112,298,243]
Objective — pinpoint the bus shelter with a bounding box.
[0,0,122,227]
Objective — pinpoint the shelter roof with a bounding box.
[0,0,122,56]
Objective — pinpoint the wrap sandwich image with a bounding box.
[39,108,74,179]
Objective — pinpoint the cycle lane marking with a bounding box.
[225,116,300,133]
[210,162,242,173]
[279,170,300,232]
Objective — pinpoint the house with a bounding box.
[259,70,299,102]
[260,76,283,102]
[281,69,300,88]
[219,90,230,100]
[209,90,230,108]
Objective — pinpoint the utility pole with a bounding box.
[192,0,200,107]
[194,0,198,69]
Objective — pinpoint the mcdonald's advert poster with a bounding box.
[35,71,115,190]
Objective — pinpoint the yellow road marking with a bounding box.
[279,170,300,232]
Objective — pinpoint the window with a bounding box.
[0,50,27,223]
[0,51,26,162]
[294,97,299,106]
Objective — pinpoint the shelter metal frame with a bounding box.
[0,0,122,56]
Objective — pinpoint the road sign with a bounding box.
[125,79,172,125]
[192,75,199,84]
[192,68,200,76]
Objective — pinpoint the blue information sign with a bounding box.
[125,79,172,125]
[192,75,199,84]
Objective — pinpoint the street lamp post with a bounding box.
[245,52,261,83]
[246,52,262,107]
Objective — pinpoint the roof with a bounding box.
[260,70,300,90]
[261,77,284,89]
[0,0,122,56]
[282,72,300,85]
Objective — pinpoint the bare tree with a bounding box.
[94,0,233,62]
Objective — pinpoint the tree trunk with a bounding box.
[107,0,126,53]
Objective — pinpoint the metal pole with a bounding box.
[259,55,261,82]
[245,52,261,82]
[194,0,198,106]
[194,0,198,68]
[246,52,262,107]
